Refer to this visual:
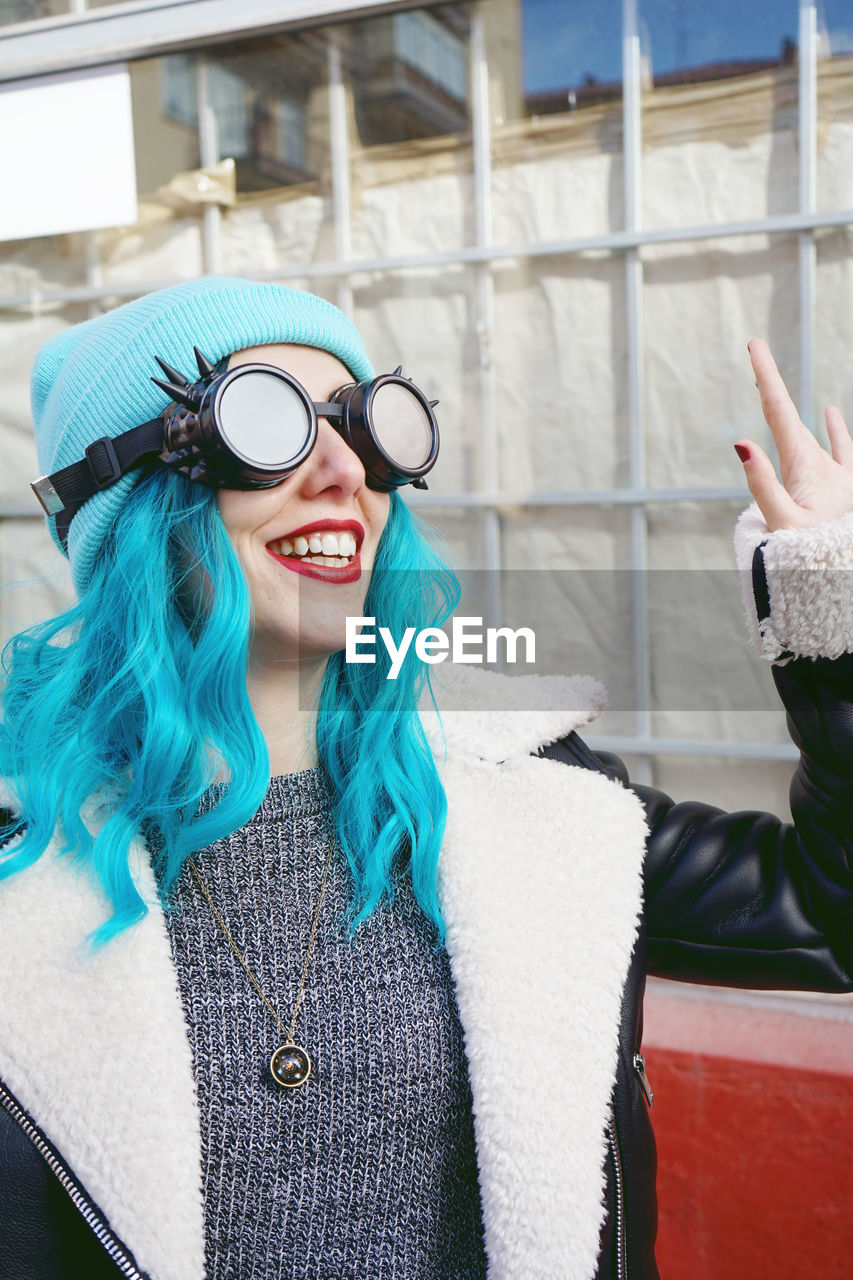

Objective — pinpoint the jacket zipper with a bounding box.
[633,1051,654,1107]
[607,1060,652,1280]
[563,733,646,1275]
[0,1078,146,1280]
[608,1113,628,1280]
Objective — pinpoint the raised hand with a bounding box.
[735,339,853,532]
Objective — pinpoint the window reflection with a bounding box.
[131,58,201,195]
[640,0,799,226]
[171,36,326,192]
[192,9,473,202]
[521,0,623,117]
[820,0,853,57]
[642,0,797,84]
[0,0,66,25]
[347,6,474,256]
[176,9,476,264]
[351,7,469,144]
[491,0,623,239]
[817,0,853,212]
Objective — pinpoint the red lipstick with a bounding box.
[266,548,362,584]
[265,518,365,585]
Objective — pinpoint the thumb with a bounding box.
[734,440,803,531]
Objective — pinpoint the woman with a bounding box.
[0,276,850,1280]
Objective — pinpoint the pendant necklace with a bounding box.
[189,835,335,1089]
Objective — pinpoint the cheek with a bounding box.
[215,487,274,539]
[370,494,392,554]
[215,486,299,570]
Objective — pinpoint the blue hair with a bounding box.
[0,469,459,948]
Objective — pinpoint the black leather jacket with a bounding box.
[2,648,852,1280]
[557,650,853,1280]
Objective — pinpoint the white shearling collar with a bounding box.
[421,665,608,761]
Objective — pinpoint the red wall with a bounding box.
[642,982,853,1280]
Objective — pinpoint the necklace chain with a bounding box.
[189,835,335,1047]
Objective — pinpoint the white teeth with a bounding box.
[270,529,359,567]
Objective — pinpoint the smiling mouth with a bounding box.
[265,527,363,583]
[267,530,358,568]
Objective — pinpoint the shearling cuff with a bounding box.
[734,503,853,662]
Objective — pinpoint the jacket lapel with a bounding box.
[429,670,648,1280]
[0,790,205,1280]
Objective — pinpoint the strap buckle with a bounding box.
[84,437,122,490]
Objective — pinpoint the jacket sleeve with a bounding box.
[593,506,853,992]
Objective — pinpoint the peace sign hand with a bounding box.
[735,339,853,533]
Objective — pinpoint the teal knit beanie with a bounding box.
[31,276,375,596]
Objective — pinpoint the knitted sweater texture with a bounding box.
[159,771,488,1279]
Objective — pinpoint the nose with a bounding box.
[296,416,366,499]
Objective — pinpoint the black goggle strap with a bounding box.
[32,416,165,551]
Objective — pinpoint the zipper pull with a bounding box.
[633,1051,653,1107]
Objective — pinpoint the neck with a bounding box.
[245,654,328,776]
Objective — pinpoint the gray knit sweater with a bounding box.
[158,771,488,1279]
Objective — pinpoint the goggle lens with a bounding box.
[218,371,313,467]
[369,382,435,469]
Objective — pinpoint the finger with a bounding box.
[825,406,853,467]
[734,439,805,531]
[747,339,810,463]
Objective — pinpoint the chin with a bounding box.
[251,571,372,665]
[255,616,357,664]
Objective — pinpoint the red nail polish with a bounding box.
[734,444,750,463]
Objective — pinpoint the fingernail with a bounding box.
[734,444,750,463]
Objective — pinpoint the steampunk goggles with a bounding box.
[32,347,440,550]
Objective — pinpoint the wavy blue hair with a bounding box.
[0,469,459,948]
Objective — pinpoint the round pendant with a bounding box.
[270,1043,311,1088]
